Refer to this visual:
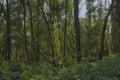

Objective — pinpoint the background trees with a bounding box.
[0,0,119,65]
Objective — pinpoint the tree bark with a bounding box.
[63,0,68,62]
[99,0,114,60]
[27,0,39,61]
[3,0,11,61]
[21,0,30,60]
[40,2,56,66]
[74,0,82,62]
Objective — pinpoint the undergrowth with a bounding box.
[0,56,120,80]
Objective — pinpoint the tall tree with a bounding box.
[86,0,97,60]
[27,0,38,61]
[40,0,57,66]
[111,0,120,54]
[21,0,30,60]
[35,0,41,60]
[3,0,11,61]
[74,0,82,62]
[63,0,68,62]
[99,0,114,60]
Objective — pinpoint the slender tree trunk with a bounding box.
[36,0,41,60]
[50,0,57,66]
[3,0,11,61]
[74,0,82,62]
[63,0,68,62]
[40,2,56,66]
[27,0,38,61]
[115,0,120,54]
[99,0,114,60]
[21,0,30,60]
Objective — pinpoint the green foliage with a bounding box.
[0,56,120,80]
[0,0,120,79]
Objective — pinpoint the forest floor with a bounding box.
[0,56,120,80]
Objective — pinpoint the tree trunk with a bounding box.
[21,0,30,60]
[3,0,11,61]
[63,0,68,62]
[36,0,41,60]
[111,6,120,54]
[74,0,82,62]
[40,2,56,66]
[99,0,114,60]
[27,0,38,61]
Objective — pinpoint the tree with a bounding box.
[63,0,68,62]
[74,0,82,62]
[85,0,98,60]
[111,0,120,54]
[27,0,38,61]
[21,0,30,60]
[2,0,11,61]
[99,0,115,60]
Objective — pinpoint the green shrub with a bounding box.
[0,56,120,80]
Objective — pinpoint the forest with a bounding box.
[0,0,120,80]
